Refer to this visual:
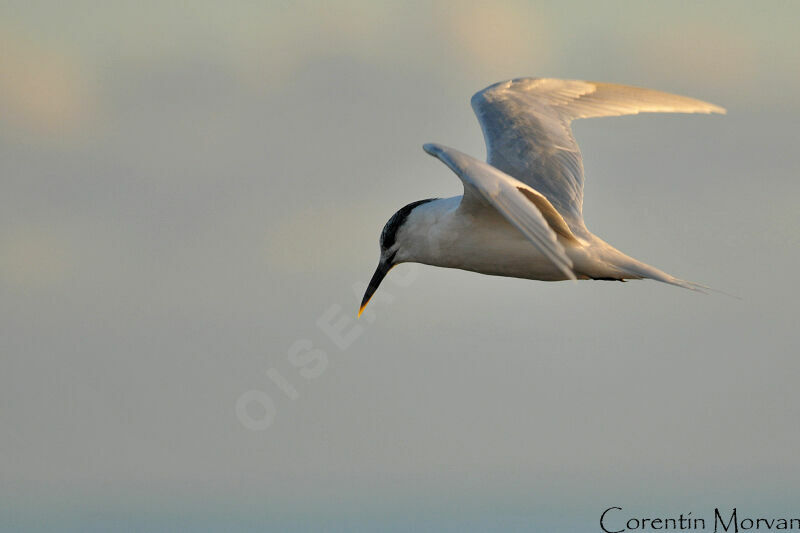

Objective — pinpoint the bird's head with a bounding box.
[359,198,438,316]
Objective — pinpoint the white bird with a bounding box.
[360,78,725,316]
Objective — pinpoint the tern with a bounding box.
[359,78,725,316]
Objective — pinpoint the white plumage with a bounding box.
[360,78,725,315]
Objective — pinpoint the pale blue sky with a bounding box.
[1,1,799,531]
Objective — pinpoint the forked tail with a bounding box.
[612,254,738,297]
[616,259,710,293]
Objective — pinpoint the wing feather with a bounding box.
[471,78,725,228]
[423,143,577,280]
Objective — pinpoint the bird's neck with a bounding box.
[397,196,462,264]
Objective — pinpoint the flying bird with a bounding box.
[360,78,725,316]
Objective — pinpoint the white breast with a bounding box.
[402,196,574,281]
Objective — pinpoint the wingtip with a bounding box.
[555,258,577,282]
[422,143,440,156]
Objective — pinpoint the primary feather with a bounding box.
[471,78,726,229]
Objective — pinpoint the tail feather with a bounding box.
[613,257,708,294]
[613,256,739,298]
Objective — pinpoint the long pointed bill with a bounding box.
[359,260,392,317]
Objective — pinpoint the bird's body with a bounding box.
[402,195,574,281]
[360,78,725,314]
[391,195,665,282]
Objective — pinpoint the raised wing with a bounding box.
[423,143,577,280]
[471,78,726,228]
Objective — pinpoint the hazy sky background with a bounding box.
[1,1,799,531]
